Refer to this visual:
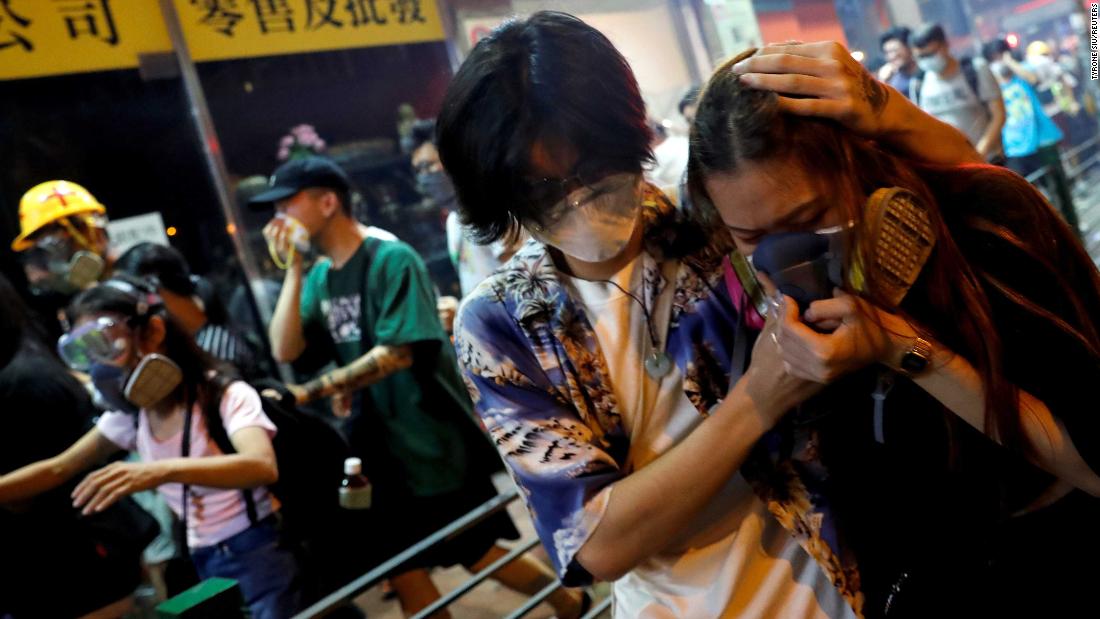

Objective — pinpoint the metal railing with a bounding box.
[1017,134,1100,241]
[292,133,1100,619]
[410,538,540,619]
[292,487,610,618]
[1023,135,1099,184]
[1063,135,1100,182]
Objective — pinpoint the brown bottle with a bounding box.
[339,457,372,510]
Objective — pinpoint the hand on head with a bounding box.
[732,41,892,138]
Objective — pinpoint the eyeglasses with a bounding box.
[57,316,132,371]
[525,164,638,229]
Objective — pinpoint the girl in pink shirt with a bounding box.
[0,276,301,618]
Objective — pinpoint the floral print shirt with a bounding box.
[453,184,863,614]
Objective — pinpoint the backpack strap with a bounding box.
[203,376,260,525]
[180,392,193,551]
[910,69,925,106]
[960,57,981,102]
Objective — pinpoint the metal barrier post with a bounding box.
[293,488,519,618]
[155,0,291,382]
[1066,148,1100,182]
[1061,135,1100,165]
[501,580,563,619]
[409,538,541,619]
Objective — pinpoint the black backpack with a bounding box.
[183,376,351,544]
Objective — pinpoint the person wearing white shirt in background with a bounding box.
[411,119,525,305]
[647,87,699,189]
[910,22,1006,163]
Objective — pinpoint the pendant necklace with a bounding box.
[597,275,673,379]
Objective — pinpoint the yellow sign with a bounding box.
[182,0,446,63]
[0,1,171,81]
[0,0,446,81]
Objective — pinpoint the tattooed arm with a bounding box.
[289,344,414,404]
[734,41,983,165]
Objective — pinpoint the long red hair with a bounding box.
[687,50,1100,456]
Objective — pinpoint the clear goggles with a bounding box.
[22,219,99,265]
[531,172,640,232]
[22,229,76,268]
[57,316,132,371]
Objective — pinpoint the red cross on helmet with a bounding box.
[12,180,107,252]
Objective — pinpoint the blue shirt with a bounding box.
[887,67,916,100]
[1000,75,1063,158]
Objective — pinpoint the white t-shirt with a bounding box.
[446,211,507,298]
[364,225,397,241]
[648,135,690,189]
[96,381,278,548]
[917,59,1002,159]
[566,255,855,619]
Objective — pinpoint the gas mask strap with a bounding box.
[729,251,770,318]
[57,217,94,252]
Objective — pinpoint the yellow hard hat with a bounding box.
[12,180,107,252]
[1026,41,1051,57]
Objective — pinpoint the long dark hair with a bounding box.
[67,274,234,415]
[688,50,1100,456]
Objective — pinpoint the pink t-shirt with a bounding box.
[96,381,278,548]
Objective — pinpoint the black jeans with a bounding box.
[1007,144,1082,237]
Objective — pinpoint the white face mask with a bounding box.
[916,51,948,74]
[265,213,312,269]
[528,173,642,263]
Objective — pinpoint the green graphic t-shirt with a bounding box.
[300,235,482,497]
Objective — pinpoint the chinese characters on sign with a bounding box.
[189,0,431,37]
[0,0,32,52]
[390,0,426,24]
[305,0,341,30]
[3,0,124,53]
[182,0,442,62]
[192,0,244,37]
[0,1,170,80]
[251,0,294,34]
[346,0,387,27]
[0,0,444,80]
[55,0,119,46]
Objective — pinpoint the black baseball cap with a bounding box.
[248,156,351,208]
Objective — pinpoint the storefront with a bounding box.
[1,1,745,341]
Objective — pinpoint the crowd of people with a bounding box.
[876,22,1095,234]
[2,8,1099,619]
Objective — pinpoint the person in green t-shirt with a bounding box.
[253,156,587,618]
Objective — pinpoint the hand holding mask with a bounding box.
[264,213,311,270]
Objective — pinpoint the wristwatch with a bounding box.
[898,336,933,376]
